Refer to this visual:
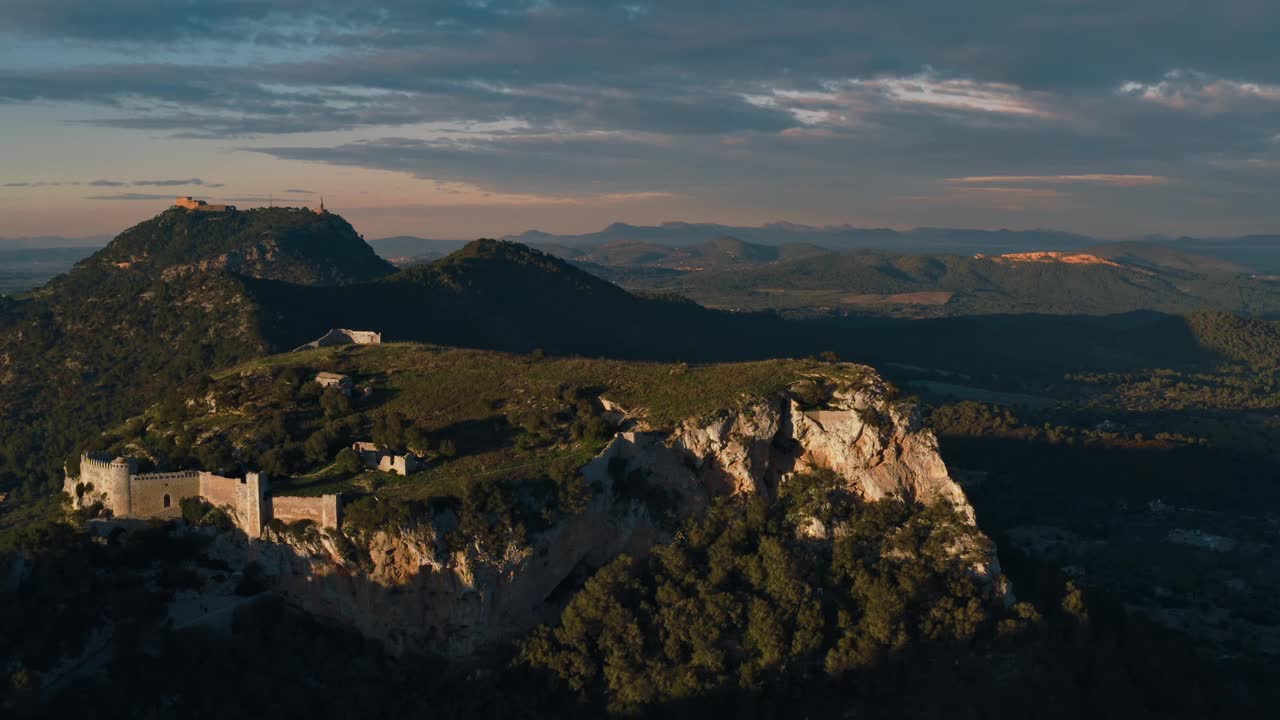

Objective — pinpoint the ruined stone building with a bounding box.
[352,442,422,476]
[293,329,383,352]
[314,371,353,396]
[65,454,341,535]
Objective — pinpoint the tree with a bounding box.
[319,387,351,419]
[335,447,364,475]
[304,427,337,464]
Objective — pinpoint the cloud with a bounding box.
[5,2,1280,234]
[282,188,313,194]
[84,193,181,200]
[89,178,207,187]
[3,180,80,187]
[82,178,209,189]
[1117,70,1280,113]
[950,174,1170,187]
[133,178,206,186]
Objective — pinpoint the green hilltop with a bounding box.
[85,343,865,503]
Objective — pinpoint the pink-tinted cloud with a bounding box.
[949,174,1169,187]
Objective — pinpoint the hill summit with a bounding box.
[51,206,394,292]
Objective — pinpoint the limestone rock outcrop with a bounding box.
[243,365,995,656]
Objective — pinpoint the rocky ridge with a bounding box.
[214,367,1001,656]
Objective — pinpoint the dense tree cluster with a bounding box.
[522,476,1008,712]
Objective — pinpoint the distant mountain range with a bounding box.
[632,244,1280,318]
[5,223,1278,296]
[365,221,1280,274]
[505,221,1099,255]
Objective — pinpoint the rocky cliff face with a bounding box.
[229,366,997,656]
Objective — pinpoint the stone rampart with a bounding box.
[66,453,341,537]
[271,494,341,530]
[199,472,244,510]
[129,471,200,517]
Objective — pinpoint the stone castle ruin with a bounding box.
[65,454,340,537]
[352,442,422,476]
[293,329,382,352]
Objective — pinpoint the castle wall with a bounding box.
[199,472,269,538]
[271,494,341,530]
[129,471,200,517]
[198,472,243,511]
[68,454,344,537]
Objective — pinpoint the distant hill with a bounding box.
[242,239,792,360]
[505,222,1280,273]
[1160,235,1280,274]
[505,221,1098,254]
[59,207,395,287]
[1185,311,1280,368]
[538,235,831,272]
[620,245,1280,318]
[368,236,469,266]
[1085,241,1250,274]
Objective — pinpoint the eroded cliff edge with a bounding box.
[211,365,1002,656]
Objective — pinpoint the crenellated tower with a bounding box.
[75,453,137,517]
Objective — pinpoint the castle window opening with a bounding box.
[163,493,171,509]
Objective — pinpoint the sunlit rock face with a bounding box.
[240,365,996,656]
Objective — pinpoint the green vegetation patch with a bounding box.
[97,344,865,514]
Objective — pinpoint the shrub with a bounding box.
[180,496,208,525]
[285,519,318,543]
[324,528,362,565]
[180,497,234,531]
[319,387,351,419]
[342,496,422,535]
[791,379,828,407]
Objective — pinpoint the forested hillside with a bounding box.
[0,208,392,504]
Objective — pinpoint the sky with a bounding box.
[2,1,1279,240]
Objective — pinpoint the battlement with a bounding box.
[80,452,135,472]
[134,470,201,483]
